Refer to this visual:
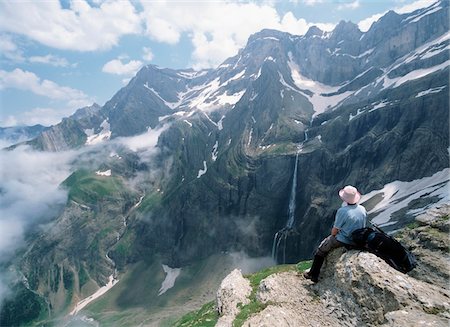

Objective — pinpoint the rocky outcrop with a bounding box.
[216,269,252,327]
[215,207,450,326]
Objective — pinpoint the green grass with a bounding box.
[173,301,218,327]
[172,260,313,327]
[137,192,162,212]
[63,169,125,205]
[296,260,312,272]
[406,222,420,229]
[232,264,296,327]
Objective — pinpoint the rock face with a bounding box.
[215,208,450,326]
[216,269,252,327]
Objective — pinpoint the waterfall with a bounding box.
[271,117,314,263]
[285,153,299,229]
[271,153,299,262]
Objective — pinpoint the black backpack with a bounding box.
[351,225,417,273]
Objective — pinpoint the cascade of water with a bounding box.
[286,153,299,229]
[271,117,314,263]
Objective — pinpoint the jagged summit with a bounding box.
[304,25,324,38]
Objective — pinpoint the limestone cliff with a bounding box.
[213,204,450,327]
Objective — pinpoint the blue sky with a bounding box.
[0,0,436,127]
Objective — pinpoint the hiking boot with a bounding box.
[303,270,318,283]
[303,255,325,283]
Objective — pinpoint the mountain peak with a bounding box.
[331,20,361,38]
[247,29,290,44]
[305,25,324,38]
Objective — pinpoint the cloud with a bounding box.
[280,12,335,35]
[358,13,384,32]
[28,54,71,67]
[338,0,360,10]
[0,69,93,126]
[0,146,74,258]
[102,58,143,76]
[0,1,141,51]
[2,107,80,127]
[140,2,335,69]
[303,0,324,6]
[358,0,436,32]
[0,69,91,105]
[395,0,436,14]
[142,47,154,62]
[0,34,24,62]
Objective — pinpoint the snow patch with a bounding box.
[415,86,446,98]
[361,168,450,225]
[409,5,442,23]
[197,161,208,178]
[158,265,181,296]
[218,115,225,131]
[95,169,111,177]
[349,108,365,121]
[227,69,246,83]
[212,141,219,161]
[85,120,111,145]
[144,83,182,109]
[287,52,352,115]
[262,37,280,41]
[247,128,253,147]
[70,275,119,315]
[369,100,392,111]
[216,90,245,107]
[384,61,450,88]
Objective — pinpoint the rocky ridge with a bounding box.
[214,205,450,326]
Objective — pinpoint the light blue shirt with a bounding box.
[334,204,367,245]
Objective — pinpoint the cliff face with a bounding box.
[214,204,450,327]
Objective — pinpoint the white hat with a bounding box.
[339,185,361,204]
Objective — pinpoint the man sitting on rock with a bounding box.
[304,185,367,283]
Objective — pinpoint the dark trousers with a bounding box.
[307,235,344,282]
[315,235,344,257]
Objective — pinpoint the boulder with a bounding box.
[215,211,450,326]
[216,269,252,327]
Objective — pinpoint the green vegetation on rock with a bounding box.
[173,301,218,327]
[173,261,313,327]
[63,169,125,205]
[0,283,48,327]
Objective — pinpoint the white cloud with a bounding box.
[0,34,24,62]
[395,0,436,14]
[338,0,360,10]
[0,145,76,305]
[142,47,154,61]
[102,58,143,76]
[140,1,335,69]
[28,54,70,67]
[280,12,335,35]
[303,0,324,6]
[0,1,141,51]
[0,68,90,105]
[2,107,80,127]
[0,146,73,256]
[358,13,384,32]
[358,0,436,32]
[0,69,93,126]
